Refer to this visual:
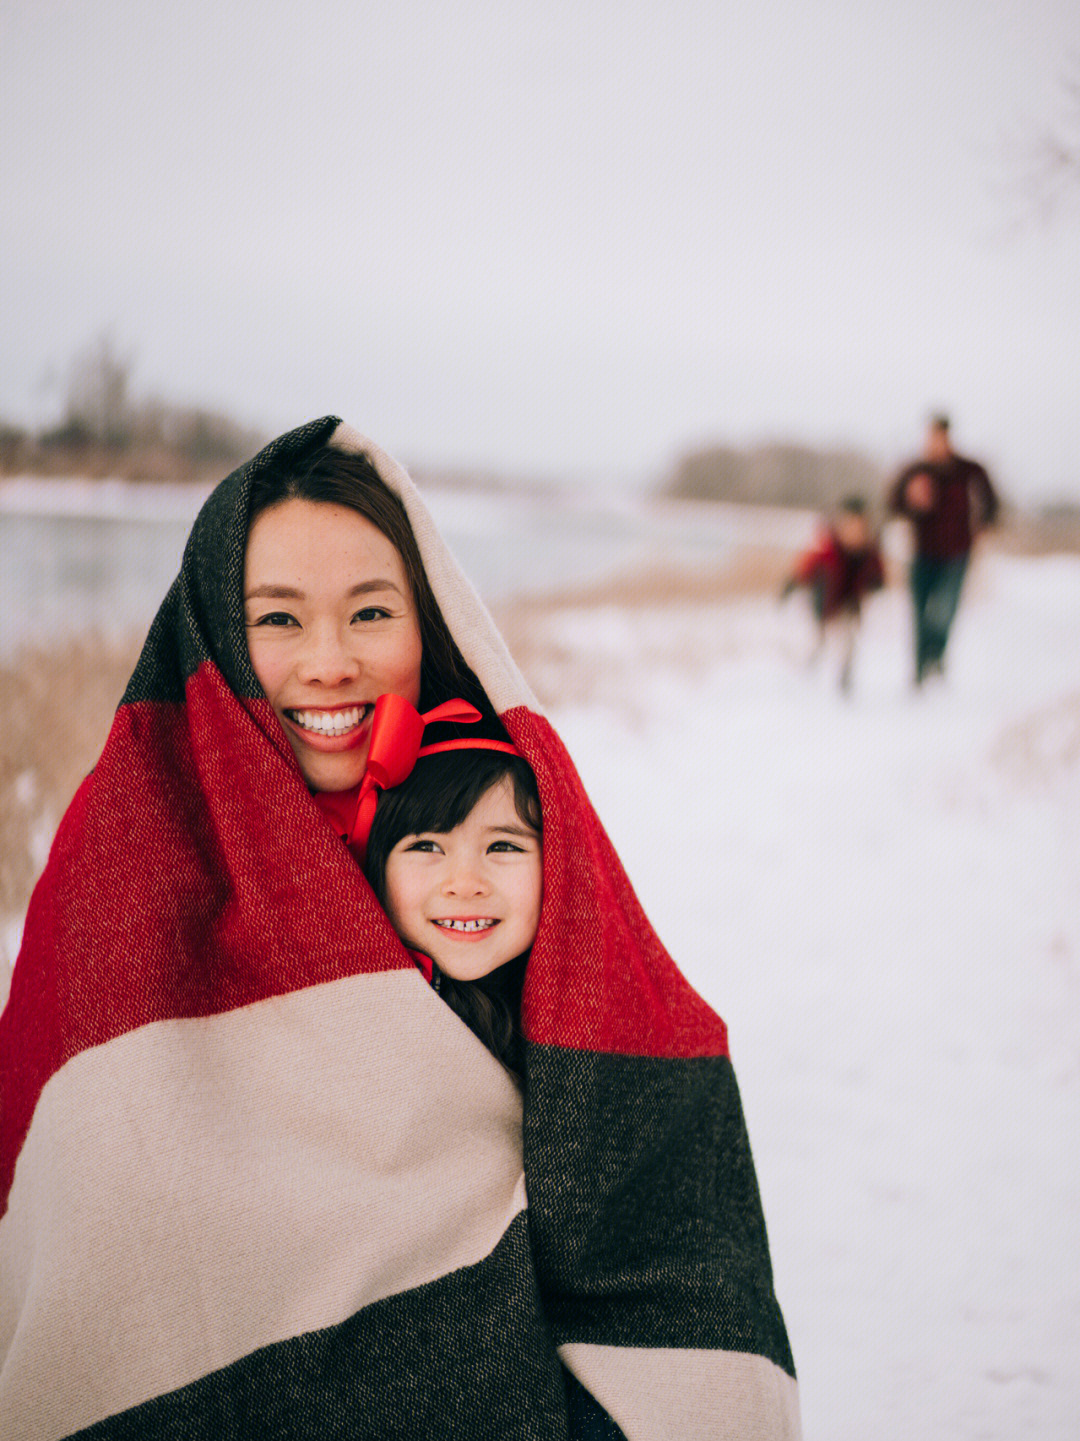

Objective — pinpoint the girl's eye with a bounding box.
[403,839,442,854]
[352,606,391,623]
[488,840,526,853]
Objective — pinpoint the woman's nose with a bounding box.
[295,628,361,686]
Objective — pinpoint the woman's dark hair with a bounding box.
[248,443,487,712]
[365,748,542,1082]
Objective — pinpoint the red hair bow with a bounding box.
[315,694,519,863]
[347,694,479,860]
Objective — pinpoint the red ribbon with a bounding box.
[347,694,483,859]
[314,693,525,864]
[312,694,481,862]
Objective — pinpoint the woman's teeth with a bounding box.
[433,919,498,932]
[288,706,365,735]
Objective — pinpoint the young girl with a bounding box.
[781,495,885,692]
[364,745,542,1084]
[364,740,632,1439]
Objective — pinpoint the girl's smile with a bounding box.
[431,917,499,935]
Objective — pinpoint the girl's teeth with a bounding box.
[435,919,497,932]
[292,706,363,734]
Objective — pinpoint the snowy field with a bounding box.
[547,551,1080,1440]
[3,512,1077,1437]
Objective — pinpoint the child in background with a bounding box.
[364,744,543,1083]
[781,495,885,692]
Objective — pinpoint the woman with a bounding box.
[0,418,799,1440]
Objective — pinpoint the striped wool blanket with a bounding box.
[0,419,799,1439]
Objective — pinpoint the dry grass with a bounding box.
[491,546,798,713]
[1,635,141,943]
[991,512,1080,557]
[501,545,793,612]
[990,690,1080,788]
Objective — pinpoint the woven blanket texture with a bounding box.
[0,419,799,1440]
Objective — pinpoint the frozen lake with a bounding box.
[0,478,771,656]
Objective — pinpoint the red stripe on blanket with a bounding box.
[0,661,408,1217]
[504,709,729,1062]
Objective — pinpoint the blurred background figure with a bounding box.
[780,495,884,693]
[888,414,1000,686]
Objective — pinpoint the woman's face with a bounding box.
[244,498,424,792]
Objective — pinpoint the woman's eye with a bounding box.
[252,611,297,627]
[352,606,390,623]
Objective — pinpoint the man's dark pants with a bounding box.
[909,554,969,682]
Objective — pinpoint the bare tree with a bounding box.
[666,441,883,511]
[29,330,266,476]
[63,331,135,446]
[1007,68,1080,227]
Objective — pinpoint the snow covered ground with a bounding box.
[548,551,1080,1440]
[3,507,1076,1436]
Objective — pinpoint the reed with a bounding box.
[1,634,140,972]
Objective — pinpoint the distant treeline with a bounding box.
[665,440,1080,549]
[0,333,266,482]
[665,442,886,513]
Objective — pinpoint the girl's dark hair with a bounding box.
[248,443,487,712]
[365,748,542,1081]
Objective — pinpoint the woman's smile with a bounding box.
[281,703,375,753]
[285,704,369,736]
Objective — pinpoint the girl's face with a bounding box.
[383,776,543,982]
[244,498,423,792]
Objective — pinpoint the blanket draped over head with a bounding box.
[0,419,799,1440]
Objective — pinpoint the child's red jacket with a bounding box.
[790,530,885,620]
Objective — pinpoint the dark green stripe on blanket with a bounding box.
[69,1213,568,1441]
[524,1046,796,1378]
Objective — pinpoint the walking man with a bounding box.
[888,415,999,685]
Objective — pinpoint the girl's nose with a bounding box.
[441,864,488,897]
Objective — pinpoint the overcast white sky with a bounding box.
[2,0,1078,501]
